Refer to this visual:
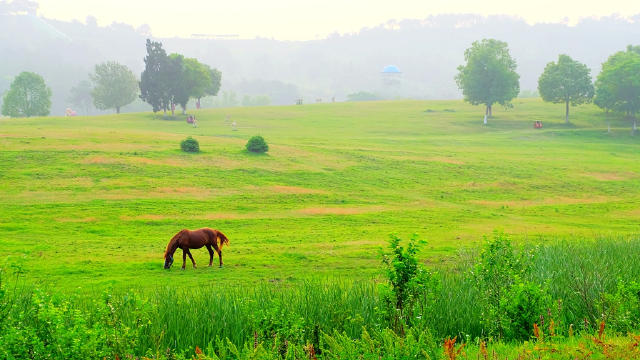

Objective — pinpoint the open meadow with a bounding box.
[2,99,640,359]
[0,98,639,290]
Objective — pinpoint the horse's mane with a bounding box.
[164,230,186,258]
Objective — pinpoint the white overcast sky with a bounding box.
[36,0,640,40]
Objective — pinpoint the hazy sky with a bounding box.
[37,0,640,40]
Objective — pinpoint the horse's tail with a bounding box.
[165,229,186,258]
[217,230,230,248]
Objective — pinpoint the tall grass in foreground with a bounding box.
[2,234,640,359]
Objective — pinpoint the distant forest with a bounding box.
[2,7,640,115]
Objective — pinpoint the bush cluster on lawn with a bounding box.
[181,136,200,152]
[245,136,268,153]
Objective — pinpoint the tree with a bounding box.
[201,65,222,108]
[140,39,171,114]
[538,55,594,124]
[68,80,93,115]
[595,46,640,134]
[167,53,188,115]
[1,71,51,117]
[90,62,138,114]
[455,39,520,124]
[183,58,211,110]
[166,54,212,113]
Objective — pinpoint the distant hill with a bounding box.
[1,12,640,115]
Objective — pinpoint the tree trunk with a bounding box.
[116,107,120,114]
[484,105,488,124]
[633,117,637,135]
[565,101,570,124]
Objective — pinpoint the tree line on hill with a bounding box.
[1,39,221,117]
[455,39,640,133]
[2,37,640,134]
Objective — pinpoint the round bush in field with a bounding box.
[246,135,268,153]
[180,136,199,153]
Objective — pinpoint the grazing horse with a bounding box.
[164,228,229,269]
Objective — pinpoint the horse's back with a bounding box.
[183,228,212,248]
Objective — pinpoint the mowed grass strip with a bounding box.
[0,98,639,291]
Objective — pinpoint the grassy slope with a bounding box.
[0,98,638,291]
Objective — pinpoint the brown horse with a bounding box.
[163,228,229,269]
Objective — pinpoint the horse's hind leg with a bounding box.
[186,249,197,269]
[216,248,223,268]
[206,245,214,267]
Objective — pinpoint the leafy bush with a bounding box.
[379,234,438,333]
[245,136,268,153]
[499,280,551,341]
[181,136,199,153]
[473,231,534,337]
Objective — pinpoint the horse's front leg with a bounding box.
[186,249,197,269]
[181,248,187,270]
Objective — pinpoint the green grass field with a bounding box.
[1,98,639,291]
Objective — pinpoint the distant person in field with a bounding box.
[192,116,198,128]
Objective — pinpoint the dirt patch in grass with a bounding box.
[129,157,184,167]
[470,196,615,207]
[269,185,327,194]
[425,156,464,165]
[55,217,97,223]
[463,181,516,189]
[297,206,383,215]
[81,156,119,164]
[198,213,254,220]
[156,187,212,195]
[120,214,169,221]
[583,172,634,181]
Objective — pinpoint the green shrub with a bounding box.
[474,231,534,337]
[245,136,268,153]
[379,234,438,333]
[180,137,199,153]
[600,280,640,333]
[499,280,551,341]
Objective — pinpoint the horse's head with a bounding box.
[164,254,174,269]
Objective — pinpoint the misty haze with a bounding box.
[1,0,640,359]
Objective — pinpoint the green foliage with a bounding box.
[473,232,534,337]
[140,39,171,113]
[167,53,187,115]
[90,61,138,114]
[600,281,640,333]
[380,235,438,333]
[0,285,147,359]
[183,58,212,105]
[321,328,438,360]
[1,71,51,117]
[3,238,640,357]
[595,46,640,132]
[180,136,200,153]
[455,39,520,119]
[347,91,381,102]
[204,65,222,98]
[245,135,269,153]
[499,280,551,341]
[538,54,594,123]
